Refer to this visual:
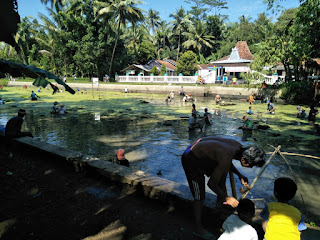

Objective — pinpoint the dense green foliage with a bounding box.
[280,80,314,104]
[159,64,167,76]
[1,0,319,89]
[150,66,159,76]
[176,51,198,76]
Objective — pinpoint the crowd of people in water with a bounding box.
[1,83,319,240]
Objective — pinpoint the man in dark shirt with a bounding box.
[181,136,265,238]
[5,109,33,138]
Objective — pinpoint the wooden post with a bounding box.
[229,171,237,199]
[241,145,281,199]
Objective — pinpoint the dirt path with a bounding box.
[0,148,229,240]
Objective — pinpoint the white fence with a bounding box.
[118,75,198,84]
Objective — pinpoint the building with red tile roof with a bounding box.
[198,41,254,83]
[121,59,177,76]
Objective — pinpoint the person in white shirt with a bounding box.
[58,104,67,115]
[218,199,258,240]
[170,90,174,99]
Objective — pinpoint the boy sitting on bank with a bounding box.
[218,198,258,240]
[260,177,307,240]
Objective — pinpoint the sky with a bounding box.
[17,0,301,23]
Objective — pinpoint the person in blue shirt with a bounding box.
[30,91,39,101]
[247,106,254,115]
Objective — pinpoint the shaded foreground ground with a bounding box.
[0,147,239,240]
[1,146,320,239]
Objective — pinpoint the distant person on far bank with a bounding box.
[232,77,237,85]
[265,100,275,114]
[5,109,33,138]
[124,87,128,93]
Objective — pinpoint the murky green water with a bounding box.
[1,92,319,223]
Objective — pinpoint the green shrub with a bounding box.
[176,51,198,76]
[280,80,314,104]
[0,78,9,86]
[160,64,167,75]
[150,66,159,76]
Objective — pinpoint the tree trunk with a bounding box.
[109,23,121,78]
[176,31,181,62]
[283,62,291,82]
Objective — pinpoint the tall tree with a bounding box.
[183,21,214,56]
[155,21,172,59]
[146,9,161,35]
[170,7,191,61]
[97,0,144,76]
[123,23,145,60]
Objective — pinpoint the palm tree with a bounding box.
[15,17,35,65]
[40,0,63,8]
[170,7,191,61]
[183,21,214,56]
[97,0,145,76]
[154,21,172,58]
[123,23,146,60]
[146,9,161,35]
[35,6,65,73]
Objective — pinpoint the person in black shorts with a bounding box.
[181,136,265,238]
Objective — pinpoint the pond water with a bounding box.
[1,94,319,222]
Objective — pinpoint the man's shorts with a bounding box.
[181,151,205,201]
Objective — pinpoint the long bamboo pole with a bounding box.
[241,145,281,199]
[266,151,320,160]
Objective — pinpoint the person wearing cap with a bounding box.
[112,149,129,167]
[265,100,275,114]
[51,101,59,114]
[181,136,265,238]
[5,109,33,138]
